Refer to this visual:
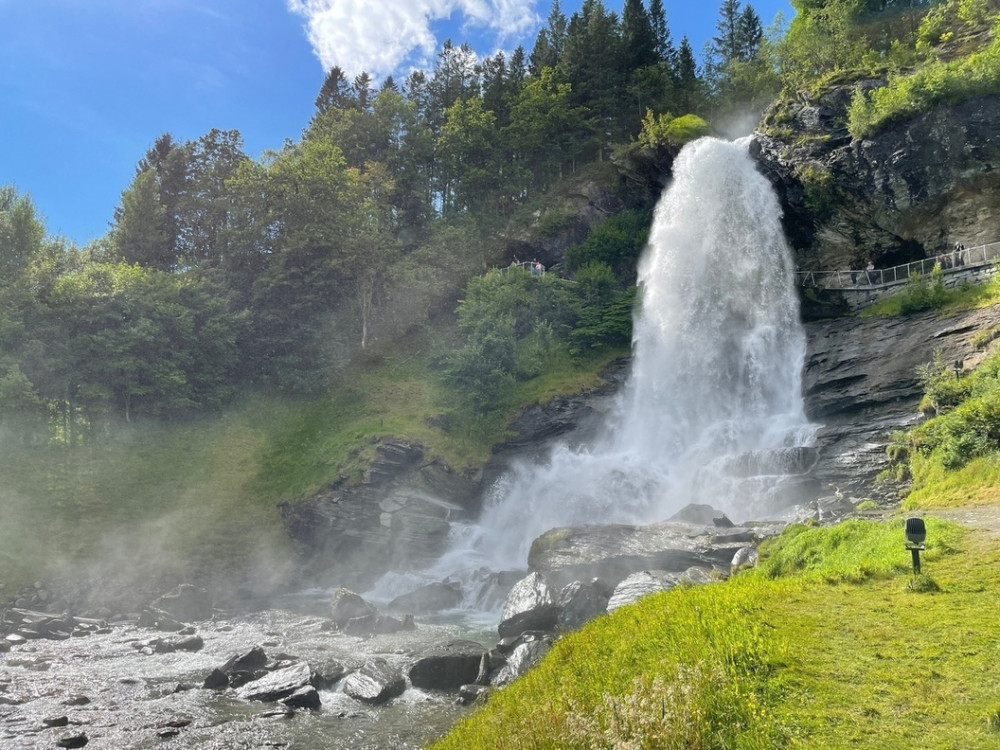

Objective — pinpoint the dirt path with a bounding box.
[930,503,1000,541]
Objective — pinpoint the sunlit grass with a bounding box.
[431,516,1000,750]
[904,453,1000,509]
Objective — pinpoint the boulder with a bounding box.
[281,685,321,710]
[221,645,268,673]
[408,640,488,691]
[491,635,553,686]
[498,573,559,638]
[528,521,751,590]
[341,659,406,705]
[457,684,490,706]
[606,570,679,611]
[329,589,379,630]
[238,662,313,703]
[556,580,610,631]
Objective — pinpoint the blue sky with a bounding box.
[0,0,793,246]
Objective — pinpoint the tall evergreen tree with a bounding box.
[314,66,355,115]
[622,0,658,71]
[736,5,764,61]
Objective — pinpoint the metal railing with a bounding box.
[494,260,548,277]
[794,241,1000,290]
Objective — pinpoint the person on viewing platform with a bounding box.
[866,259,876,284]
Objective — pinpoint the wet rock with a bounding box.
[43,715,70,727]
[386,581,464,614]
[329,589,379,629]
[408,640,488,691]
[221,645,268,673]
[606,570,679,611]
[556,580,611,632]
[147,634,204,654]
[498,572,559,638]
[55,733,88,748]
[311,660,349,690]
[731,546,758,570]
[203,668,229,690]
[491,634,553,686]
[150,584,212,623]
[4,633,27,646]
[457,684,491,705]
[238,662,313,703]
[342,659,406,705]
[281,685,321,710]
[473,570,526,612]
[62,695,91,707]
[528,521,750,591]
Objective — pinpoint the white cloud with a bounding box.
[286,0,538,78]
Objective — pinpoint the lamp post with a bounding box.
[905,517,926,574]
[953,360,964,380]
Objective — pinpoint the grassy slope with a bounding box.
[430,517,1000,750]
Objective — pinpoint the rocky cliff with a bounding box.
[752,90,1000,273]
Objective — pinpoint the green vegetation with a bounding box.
[861,261,1000,318]
[432,516,1000,749]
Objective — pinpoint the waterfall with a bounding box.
[370,137,817,601]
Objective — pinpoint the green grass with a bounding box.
[861,266,1000,318]
[430,515,1000,749]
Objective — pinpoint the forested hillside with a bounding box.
[0,0,779,440]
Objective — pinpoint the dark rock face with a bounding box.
[803,305,996,496]
[280,441,479,590]
[754,91,1000,273]
[504,178,626,270]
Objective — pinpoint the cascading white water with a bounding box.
[369,137,817,602]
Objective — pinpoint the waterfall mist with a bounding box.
[371,137,817,602]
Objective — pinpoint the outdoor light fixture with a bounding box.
[953,360,964,379]
[905,517,927,574]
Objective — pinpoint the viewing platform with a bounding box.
[794,241,1000,310]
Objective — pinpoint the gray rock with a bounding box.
[281,685,321,710]
[607,570,678,611]
[408,640,488,691]
[491,636,553,686]
[556,580,609,631]
[528,521,751,591]
[329,589,379,629]
[342,659,406,705]
[457,684,491,706]
[238,662,312,702]
[731,546,758,570]
[498,573,559,638]
[221,646,268,673]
